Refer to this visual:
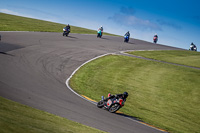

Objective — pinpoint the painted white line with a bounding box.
[65,53,111,105]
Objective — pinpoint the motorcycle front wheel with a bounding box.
[109,103,120,113]
[97,100,105,108]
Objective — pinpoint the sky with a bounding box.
[0,0,200,50]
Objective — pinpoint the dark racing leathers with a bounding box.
[104,94,126,109]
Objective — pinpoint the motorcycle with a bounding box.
[63,28,70,36]
[153,36,158,43]
[97,30,102,38]
[97,95,125,113]
[124,35,129,43]
[189,45,197,51]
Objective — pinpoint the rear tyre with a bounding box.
[109,103,120,113]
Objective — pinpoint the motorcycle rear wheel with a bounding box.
[109,103,120,113]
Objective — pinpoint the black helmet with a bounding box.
[123,92,128,98]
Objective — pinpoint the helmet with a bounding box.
[123,92,128,98]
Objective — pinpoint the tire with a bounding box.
[97,100,105,108]
[109,103,120,113]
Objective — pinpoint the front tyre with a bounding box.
[109,103,120,113]
[97,100,105,108]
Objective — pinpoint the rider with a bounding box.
[104,92,128,103]
[154,33,158,38]
[190,42,197,51]
[153,34,158,43]
[98,26,103,35]
[125,31,130,37]
[125,31,130,41]
[64,24,71,32]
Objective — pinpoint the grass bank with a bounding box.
[127,50,200,68]
[70,52,200,133]
[0,13,115,36]
[0,96,105,133]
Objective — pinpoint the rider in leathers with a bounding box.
[125,31,130,37]
[64,24,70,32]
[104,92,128,109]
[98,26,103,35]
[125,31,130,41]
[190,42,197,51]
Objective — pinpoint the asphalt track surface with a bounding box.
[0,32,182,133]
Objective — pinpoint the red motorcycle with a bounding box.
[97,95,125,113]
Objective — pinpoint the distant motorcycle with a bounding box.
[124,35,129,43]
[97,96,125,113]
[97,30,102,38]
[189,45,197,51]
[63,28,70,36]
[153,36,158,43]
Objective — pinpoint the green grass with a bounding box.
[0,13,115,36]
[70,54,200,133]
[127,50,200,68]
[0,96,105,133]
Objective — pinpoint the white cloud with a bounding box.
[0,8,36,19]
[0,9,20,16]
[0,8,63,24]
[109,13,162,31]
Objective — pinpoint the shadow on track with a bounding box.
[126,42,135,44]
[66,36,78,39]
[0,52,14,56]
[99,37,110,40]
[115,112,142,122]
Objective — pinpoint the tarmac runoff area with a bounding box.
[0,32,183,133]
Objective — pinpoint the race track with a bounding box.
[0,32,182,133]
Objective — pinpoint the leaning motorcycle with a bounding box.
[63,28,70,36]
[97,96,125,113]
[97,30,102,38]
[124,35,129,43]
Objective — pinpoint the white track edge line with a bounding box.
[65,53,111,105]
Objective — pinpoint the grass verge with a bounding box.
[70,53,200,133]
[127,50,200,68]
[0,13,115,36]
[0,96,105,133]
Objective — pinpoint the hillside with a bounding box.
[0,12,115,36]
